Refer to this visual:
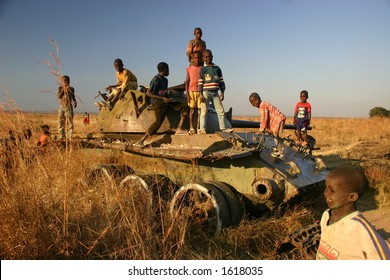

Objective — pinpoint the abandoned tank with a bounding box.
[82,84,329,236]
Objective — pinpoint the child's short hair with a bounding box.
[157,62,169,72]
[249,92,261,101]
[63,75,70,83]
[329,165,369,197]
[192,50,203,59]
[300,90,308,97]
[40,125,50,132]
[194,27,202,34]
[114,58,123,65]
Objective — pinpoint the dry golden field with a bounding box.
[1,110,389,260]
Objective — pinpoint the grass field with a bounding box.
[1,109,389,260]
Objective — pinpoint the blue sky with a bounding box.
[0,0,389,117]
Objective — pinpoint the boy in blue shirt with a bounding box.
[135,62,188,146]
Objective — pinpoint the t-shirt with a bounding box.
[149,74,168,104]
[116,68,138,92]
[316,210,390,260]
[186,65,202,92]
[295,102,311,121]
[58,86,76,107]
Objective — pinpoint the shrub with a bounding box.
[369,107,389,118]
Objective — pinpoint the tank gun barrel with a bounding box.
[230,119,311,130]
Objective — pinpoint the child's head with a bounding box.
[300,90,308,102]
[324,165,368,210]
[191,51,203,66]
[157,62,169,77]
[40,125,50,135]
[193,27,203,39]
[249,92,262,108]
[203,49,213,65]
[24,128,32,140]
[62,75,70,85]
[114,58,124,73]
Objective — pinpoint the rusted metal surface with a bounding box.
[275,222,321,259]
[79,84,331,236]
[82,130,328,212]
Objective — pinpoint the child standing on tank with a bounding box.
[316,165,390,260]
[198,49,232,134]
[293,90,311,146]
[186,27,206,64]
[134,62,188,146]
[249,92,286,158]
[185,50,203,135]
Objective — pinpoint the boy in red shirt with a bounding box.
[293,90,311,146]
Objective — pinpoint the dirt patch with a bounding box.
[362,209,390,241]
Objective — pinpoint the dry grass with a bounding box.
[1,107,390,260]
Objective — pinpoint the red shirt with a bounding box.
[259,101,286,133]
[294,102,311,121]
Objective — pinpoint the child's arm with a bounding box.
[186,40,194,62]
[185,70,191,103]
[217,67,225,101]
[293,111,298,125]
[259,105,268,133]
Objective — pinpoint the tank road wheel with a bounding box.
[169,182,230,237]
[83,164,134,187]
[207,181,245,227]
[119,175,154,208]
[119,174,177,206]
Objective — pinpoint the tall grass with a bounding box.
[1,109,390,259]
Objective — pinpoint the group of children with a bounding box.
[249,90,311,158]
[134,27,311,150]
[185,27,389,260]
[133,27,233,145]
[75,27,390,258]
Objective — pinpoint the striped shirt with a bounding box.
[198,64,225,92]
[258,101,286,133]
[316,210,390,260]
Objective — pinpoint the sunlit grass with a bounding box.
[1,106,389,259]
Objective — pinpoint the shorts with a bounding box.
[187,91,202,108]
[296,119,309,131]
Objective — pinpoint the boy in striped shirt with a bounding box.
[198,49,232,134]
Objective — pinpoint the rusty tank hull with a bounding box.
[86,85,329,236]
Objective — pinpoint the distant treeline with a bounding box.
[369,107,390,118]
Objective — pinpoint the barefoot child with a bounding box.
[293,90,311,146]
[185,51,203,134]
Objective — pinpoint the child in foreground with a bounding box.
[316,165,390,260]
